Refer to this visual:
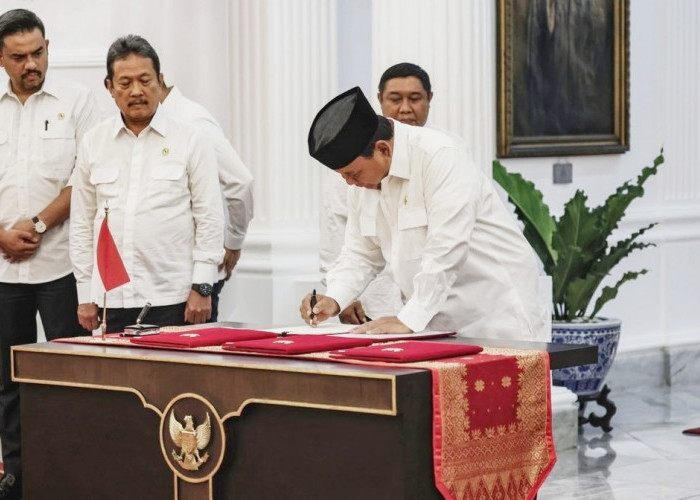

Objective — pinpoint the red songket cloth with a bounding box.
[129,328,276,348]
[222,334,374,354]
[405,347,555,500]
[330,341,483,362]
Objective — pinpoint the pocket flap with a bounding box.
[39,120,73,139]
[398,206,428,230]
[89,167,119,185]
[151,162,186,180]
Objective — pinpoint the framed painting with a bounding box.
[497,0,629,157]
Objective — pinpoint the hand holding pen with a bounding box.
[300,289,340,326]
[309,289,317,321]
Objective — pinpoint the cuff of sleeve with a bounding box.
[225,232,244,251]
[397,297,435,333]
[192,262,218,285]
[325,285,357,314]
[77,282,93,305]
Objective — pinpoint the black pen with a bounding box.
[309,289,317,321]
[135,302,151,325]
[44,120,49,131]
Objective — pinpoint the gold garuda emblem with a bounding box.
[169,411,211,471]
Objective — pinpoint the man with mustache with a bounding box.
[318,63,434,325]
[303,87,547,340]
[70,35,223,333]
[0,8,100,499]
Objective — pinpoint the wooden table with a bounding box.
[12,336,596,500]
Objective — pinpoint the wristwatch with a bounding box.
[191,283,213,297]
[31,216,47,234]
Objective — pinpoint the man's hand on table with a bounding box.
[350,316,413,334]
[339,300,371,324]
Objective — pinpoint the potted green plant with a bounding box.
[492,150,664,396]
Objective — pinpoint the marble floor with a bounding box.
[539,383,700,499]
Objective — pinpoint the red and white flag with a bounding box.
[96,218,129,291]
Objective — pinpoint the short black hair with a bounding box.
[359,116,394,158]
[0,9,45,49]
[378,63,432,95]
[106,35,160,81]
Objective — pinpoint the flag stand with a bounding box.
[101,292,107,341]
[101,204,109,340]
[96,202,129,338]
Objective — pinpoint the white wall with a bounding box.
[363,0,700,354]
[7,1,699,352]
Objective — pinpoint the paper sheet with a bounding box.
[266,324,456,341]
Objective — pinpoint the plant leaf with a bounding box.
[590,269,649,318]
[594,151,664,237]
[492,160,557,270]
[561,223,656,319]
[492,149,663,322]
[551,191,603,317]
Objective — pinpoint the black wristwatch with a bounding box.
[191,283,213,297]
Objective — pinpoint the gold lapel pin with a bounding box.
[162,147,170,156]
[58,112,65,120]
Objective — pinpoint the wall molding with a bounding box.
[621,205,700,244]
[50,53,104,69]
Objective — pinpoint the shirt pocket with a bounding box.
[397,206,428,260]
[89,166,120,203]
[150,161,186,181]
[148,160,188,206]
[38,120,76,179]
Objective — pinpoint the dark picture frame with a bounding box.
[497,0,629,158]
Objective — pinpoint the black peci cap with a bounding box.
[308,87,378,170]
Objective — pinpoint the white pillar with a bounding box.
[371,0,495,172]
[222,0,338,325]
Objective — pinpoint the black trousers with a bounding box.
[0,273,89,478]
[211,278,226,322]
[104,282,228,333]
[104,302,187,334]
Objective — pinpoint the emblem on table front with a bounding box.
[169,411,211,471]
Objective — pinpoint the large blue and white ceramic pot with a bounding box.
[550,317,621,396]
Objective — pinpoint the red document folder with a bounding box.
[222,335,374,354]
[331,341,483,362]
[130,328,276,348]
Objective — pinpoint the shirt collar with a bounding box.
[387,119,410,180]
[0,72,57,101]
[162,85,183,109]
[112,103,168,138]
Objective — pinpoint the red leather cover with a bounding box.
[222,335,374,354]
[331,341,483,362]
[130,328,276,348]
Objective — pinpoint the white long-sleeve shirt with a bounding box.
[70,106,224,308]
[0,74,100,283]
[161,86,253,255]
[326,121,548,340]
[319,171,403,319]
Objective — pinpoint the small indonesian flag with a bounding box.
[96,218,129,291]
